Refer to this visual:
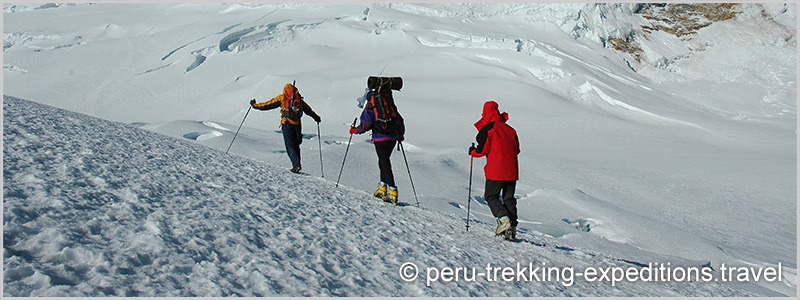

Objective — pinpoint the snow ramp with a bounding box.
[3,96,777,296]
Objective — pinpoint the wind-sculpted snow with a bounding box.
[218,21,322,53]
[180,20,323,72]
[569,81,702,128]
[183,131,223,141]
[3,32,85,52]
[3,96,780,296]
[3,3,89,13]
[219,27,258,52]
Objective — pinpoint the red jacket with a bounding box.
[470,101,520,181]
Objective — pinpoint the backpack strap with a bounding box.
[370,92,379,121]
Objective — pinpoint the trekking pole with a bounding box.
[336,118,358,188]
[226,105,252,154]
[317,122,324,177]
[466,143,475,231]
[398,141,419,207]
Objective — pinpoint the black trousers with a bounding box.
[282,124,303,168]
[374,140,397,187]
[484,179,518,227]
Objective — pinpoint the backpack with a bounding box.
[281,87,304,121]
[369,90,402,134]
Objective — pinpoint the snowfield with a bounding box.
[3,2,797,297]
[1,96,783,296]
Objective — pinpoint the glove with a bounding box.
[313,115,321,123]
[249,99,256,106]
[468,145,476,155]
[349,127,357,134]
[397,136,404,142]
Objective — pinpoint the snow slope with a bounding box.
[1,95,782,296]
[3,2,797,297]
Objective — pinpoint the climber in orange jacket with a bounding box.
[251,83,321,173]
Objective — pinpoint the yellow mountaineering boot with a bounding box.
[495,216,511,236]
[385,186,399,205]
[374,182,387,199]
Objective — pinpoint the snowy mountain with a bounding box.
[3,2,797,297]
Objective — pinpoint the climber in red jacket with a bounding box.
[469,100,521,241]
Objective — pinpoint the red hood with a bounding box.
[474,100,508,130]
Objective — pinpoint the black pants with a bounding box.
[374,140,397,187]
[282,124,303,168]
[485,179,518,227]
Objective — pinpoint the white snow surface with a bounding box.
[2,2,797,297]
[0,96,783,297]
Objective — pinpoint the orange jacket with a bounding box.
[253,83,320,125]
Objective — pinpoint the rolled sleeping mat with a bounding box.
[367,76,402,90]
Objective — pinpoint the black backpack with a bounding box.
[369,90,402,134]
